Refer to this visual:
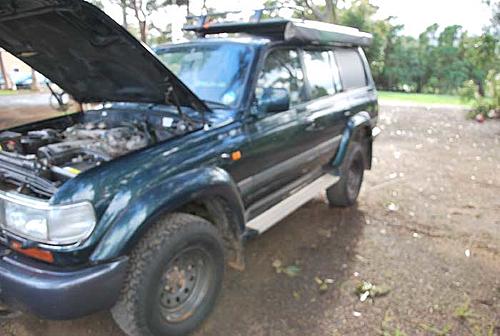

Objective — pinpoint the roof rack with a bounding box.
[183,8,373,47]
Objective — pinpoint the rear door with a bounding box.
[295,48,349,174]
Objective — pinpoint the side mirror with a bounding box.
[258,87,290,113]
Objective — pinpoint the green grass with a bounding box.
[0,90,16,95]
[378,91,469,106]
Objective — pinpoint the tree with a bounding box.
[337,0,386,82]
[483,0,500,36]
[415,24,439,93]
[0,49,12,90]
[125,0,190,43]
[31,68,40,91]
[378,25,421,91]
[430,25,468,94]
[461,32,498,96]
[264,0,341,23]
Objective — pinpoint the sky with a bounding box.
[102,0,493,40]
[371,0,492,36]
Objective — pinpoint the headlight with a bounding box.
[0,192,96,245]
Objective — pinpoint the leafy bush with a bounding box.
[461,70,500,119]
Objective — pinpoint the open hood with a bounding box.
[0,0,208,112]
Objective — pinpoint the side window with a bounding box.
[303,50,336,99]
[255,49,306,111]
[334,48,367,90]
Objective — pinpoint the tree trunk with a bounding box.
[0,49,12,90]
[120,0,128,29]
[139,20,147,42]
[325,0,337,23]
[477,80,485,97]
[186,0,190,16]
[130,1,147,42]
[416,80,422,93]
[30,68,40,91]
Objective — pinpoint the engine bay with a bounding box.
[0,108,195,198]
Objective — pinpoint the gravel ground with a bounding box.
[0,93,58,129]
[0,97,499,336]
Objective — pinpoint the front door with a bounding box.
[233,48,308,210]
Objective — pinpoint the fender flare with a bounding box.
[332,111,375,169]
[90,167,245,262]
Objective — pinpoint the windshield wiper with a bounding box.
[202,100,230,109]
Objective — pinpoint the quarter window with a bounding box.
[335,48,367,90]
[256,49,306,108]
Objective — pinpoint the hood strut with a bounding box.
[166,81,209,127]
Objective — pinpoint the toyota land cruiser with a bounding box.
[0,2,379,335]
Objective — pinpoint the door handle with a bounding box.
[306,121,325,131]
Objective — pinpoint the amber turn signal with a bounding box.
[11,241,54,264]
[231,151,242,161]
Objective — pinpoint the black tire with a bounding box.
[327,142,365,207]
[111,213,225,336]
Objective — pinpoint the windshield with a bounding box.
[156,43,253,108]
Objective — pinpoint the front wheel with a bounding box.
[112,213,225,336]
[326,142,365,207]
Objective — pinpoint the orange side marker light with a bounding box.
[231,151,242,161]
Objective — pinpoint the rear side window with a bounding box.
[334,48,367,90]
[303,50,336,99]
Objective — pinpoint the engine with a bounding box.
[0,121,153,197]
[38,122,151,170]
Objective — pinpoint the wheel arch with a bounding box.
[332,111,375,171]
[90,167,245,267]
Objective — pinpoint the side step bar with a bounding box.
[245,173,340,234]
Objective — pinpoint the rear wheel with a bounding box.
[112,213,225,336]
[327,142,365,207]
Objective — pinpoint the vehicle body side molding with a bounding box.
[90,167,245,262]
[332,111,374,169]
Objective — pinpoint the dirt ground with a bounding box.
[0,96,499,336]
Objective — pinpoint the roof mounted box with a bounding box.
[183,10,373,47]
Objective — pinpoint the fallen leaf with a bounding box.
[272,259,282,269]
[283,265,301,278]
[317,228,332,238]
[386,202,399,212]
[355,281,391,301]
[360,291,370,302]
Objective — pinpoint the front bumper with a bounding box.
[0,246,128,320]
